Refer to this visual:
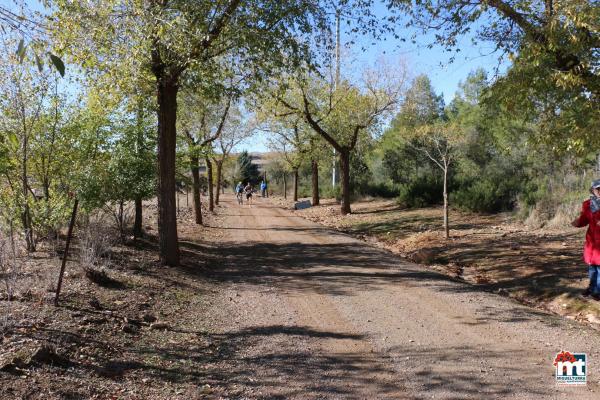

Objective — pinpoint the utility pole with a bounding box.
[332,8,341,188]
[335,8,341,87]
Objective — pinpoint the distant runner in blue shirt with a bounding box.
[235,182,244,204]
[260,180,267,197]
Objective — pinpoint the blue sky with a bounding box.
[344,1,509,104]
[3,0,509,152]
[243,10,509,152]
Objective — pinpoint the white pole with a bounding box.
[332,9,341,188]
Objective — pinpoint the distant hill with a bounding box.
[230,151,280,171]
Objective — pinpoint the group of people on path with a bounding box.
[235,180,268,205]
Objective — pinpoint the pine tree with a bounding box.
[237,151,261,185]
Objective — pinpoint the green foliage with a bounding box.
[370,69,550,214]
[79,103,157,210]
[391,0,600,152]
[390,75,445,129]
[237,151,261,185]
[381,139,438,185]
[107,134,156,202]
[349,146,373,195]
[360,182,398,198]
[374,74,453,207]
[397,175,443,208]
[451,170,523,213]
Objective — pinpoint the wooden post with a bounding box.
[54,198,78,306]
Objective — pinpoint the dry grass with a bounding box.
[78,216,119,287]
[390,230,444,254]
[0,230,19,301]
[546,200,580,229]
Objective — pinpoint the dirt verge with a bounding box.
[286,196,600,328]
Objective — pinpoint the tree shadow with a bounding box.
[178,239,461,298]
[11,323,406,398]
[176,228,586,333]
[384,345,552,399]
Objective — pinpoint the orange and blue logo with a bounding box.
[554,351,587,385]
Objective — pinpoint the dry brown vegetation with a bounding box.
[0,197,236,399]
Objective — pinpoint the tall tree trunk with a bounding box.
[339,149,351,215]
[21,205,34,252]
[206,157,214,212]
[156,77,180,266]
[42,178,50,201]
[118,199,125,242]
[443,163,449,239]
[190,155,202,225]
[215,159,223,205]
[293,168,299,202]
[311,159,319,206]
[22,132,34,252]
[283,174,287,200]
[133,196,143,238]
[43,177,57,239]
[133,101,144,240]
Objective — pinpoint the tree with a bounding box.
[105,106,156,240]
[179,90,231,223]
[266,118,312,202]
[273,66,405,214]
[103,139,155,241]
[262,104,327,204]
[382,74,463,235]
[391,75,445,129]
[0,37,52,251]
[236,151,261,186]
[390,0,600,151]
[391,0,599,95]
[446,69,535,213]
[265,158,289,198]
[53,0,356,266]
[379,75,446,187]
[408,123,463,239]
[308,135,329,206]
[130,99,157,239]
[212,104,254,205]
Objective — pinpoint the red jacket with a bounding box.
[574,199,600,265]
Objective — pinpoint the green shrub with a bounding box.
[452,166,523,213]
[321,185,342,201]
[361,182,399,198]
[397,175,443,208]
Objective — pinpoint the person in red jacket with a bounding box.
[572,179,600,300]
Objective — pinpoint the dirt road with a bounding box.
[204,194,600,399]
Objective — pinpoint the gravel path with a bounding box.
[207,194,600,399]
